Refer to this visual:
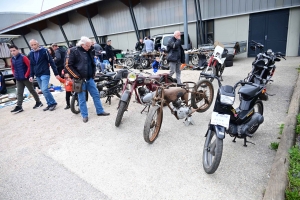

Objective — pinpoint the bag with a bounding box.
[72,79,84,93]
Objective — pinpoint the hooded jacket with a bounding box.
[54,47,66,68]
[11,53,30,81]
[29,47,59,78]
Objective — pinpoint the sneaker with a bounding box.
[43,106,50,111]
[49,104,57,111]
[33,101,43,109]
[83,117,88,123]
[11,106,23,113]
[64,105,70,110]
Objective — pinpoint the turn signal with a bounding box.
[262,88,266,94]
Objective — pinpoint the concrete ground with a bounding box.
[0,56,299,200]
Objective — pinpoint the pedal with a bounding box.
[184,116,195,126]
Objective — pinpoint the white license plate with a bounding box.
[210,112,230,129]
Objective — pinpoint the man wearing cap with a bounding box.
[104,39,116,72]
[52,43,66,77]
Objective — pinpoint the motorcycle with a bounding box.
[246,40,286,85]
[143,79,214,144]
[115,70,175,127]
[70,69,128,114]
[200,45,228,82]
[201,72,267,174]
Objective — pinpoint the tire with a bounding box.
[115,81,124,98]
[70,93,80,114]
[191,79,214,112]
[162,59,168,67]
[115,101,128,127]
[191,54,199,65]
[141,58,150,69]
[200,66,216,82]
[125,58,135,69]
[203,129,223,174]
[248,100,264,134]
[143,105,163,144]
[216,63,225,77]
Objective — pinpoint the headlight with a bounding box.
[128,72,137,82]
[220,94,235,105]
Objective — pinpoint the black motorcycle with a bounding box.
[246,40,286,85]
[201,72,267,174]
[70,69,128,114]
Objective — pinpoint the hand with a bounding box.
[109,58,112,61]
[114,57,116,60]
[55,75,60,80]
[29,77,33,82]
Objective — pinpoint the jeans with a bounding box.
[36,75,57,106]
[78,78,105,118]
[169,62,181,84]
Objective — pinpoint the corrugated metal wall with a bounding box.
[201,0,300,20]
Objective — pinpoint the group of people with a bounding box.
[8,30,184,122]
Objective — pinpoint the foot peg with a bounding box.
[184,115,195,126]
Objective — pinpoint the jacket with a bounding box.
[104,45,115,59]
[58,77,73,92]
[166,37,185,63]
[135,41,144,51]
[11,53,30,81]
[65,46,96,79]
[144,39,154,52]
[29,47,59,77]
[54,48,66,68]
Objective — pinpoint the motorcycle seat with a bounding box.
[102,72,116,77]
[149,75,160,80]
[238,84,262,97]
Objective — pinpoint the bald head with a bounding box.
[174,31,181,40]
[29,39,39,51]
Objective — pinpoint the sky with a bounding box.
[0,0,71,13]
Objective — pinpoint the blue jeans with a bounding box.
[78,78,105,118]
[36,75,57,106]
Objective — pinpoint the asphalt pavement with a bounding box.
[0,56,299,200]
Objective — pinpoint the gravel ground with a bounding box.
[0,56,299,200]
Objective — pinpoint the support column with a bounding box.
[194,0,200,47]
[183,0,189,63]
[129,0,139,41]
[20,30,30,49]
[56,16,69,45]
[85,7,99,44]
[197,0,204,44]
[37,26,47,46]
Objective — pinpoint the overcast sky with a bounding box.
[0,0,71,13]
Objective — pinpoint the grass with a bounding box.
[280,123,285,135]
[270,142,279,150]
[286,146,300,199]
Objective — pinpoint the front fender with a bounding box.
[213,57,223,65]
[214,125,226,139]
[120,90,131,102]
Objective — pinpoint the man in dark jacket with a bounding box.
[135,38,144,51]
[104,39,115,72]
[65,36,110,123]
[9,45,43,113]
[52,43,66,77]
[28,39,60,111]
[166,31,185,84]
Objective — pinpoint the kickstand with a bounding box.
[141,105,150,114]
[105,96,112,105]
[184,115,195,126]
[243,138,255,147]
[232,137,237,143]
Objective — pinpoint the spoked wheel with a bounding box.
[248,100,264,134]
[200,66,216,82]
[143,105,163,144]
[141,58,150,69]
[191,54,199,65]
[125,57,135,69]
[203,129,223,174]
[115,100,128,127]
[191,79,214,113]
[70,93,80,114]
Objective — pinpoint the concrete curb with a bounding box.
[263,72,300,200]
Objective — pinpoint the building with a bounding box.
[0,0,299,57]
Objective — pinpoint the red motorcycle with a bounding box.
[115,70,175,127]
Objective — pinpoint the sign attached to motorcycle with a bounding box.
[210,112,230,129]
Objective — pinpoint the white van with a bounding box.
[151,32,192,51]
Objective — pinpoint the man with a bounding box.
[135,38,144,51]
[65,36,110,123]
[52,43,66,77]
[143,36,154,52]
[104,39,116,72]
[9,45,43,113]
[93,43,104,62]
[28,39,60,111]
[166,31,185,84]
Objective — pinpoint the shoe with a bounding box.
[33,101,43,109]
[64,105,70,110]
[43,106,50,111]
[49,104,57,111]
[97,112,110,116]
[83,117,88,123]
[11,106,23,113]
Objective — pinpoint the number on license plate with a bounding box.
[210,112,230,129]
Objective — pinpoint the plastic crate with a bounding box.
[116,53,124,59]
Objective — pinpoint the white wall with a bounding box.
[286,7,300,56]
[214,14,249,58]
[107,32,137,51]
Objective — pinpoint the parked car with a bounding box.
[151,32,192,51]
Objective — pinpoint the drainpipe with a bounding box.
[183,0,189,63]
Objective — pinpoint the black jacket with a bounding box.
[54,48,66,68]
[166,37,185,63]
[135,41,144,51]
[104,45,114,60]
[65,46,96,79]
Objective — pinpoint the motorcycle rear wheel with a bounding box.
[115,101,128,127]
[203,129,223,174]
[125,57,135,69]
[70,93,80,114]
[191,79,214,113]
[143,105,163,144]
[200,66,216,82]
[249,100,264,134]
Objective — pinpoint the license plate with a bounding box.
[210,112,230,129]
[3,69,12,75]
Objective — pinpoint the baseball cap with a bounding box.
[107,39,111,42]
[51,43,57,47]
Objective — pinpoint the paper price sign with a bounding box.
[210,112,230,129]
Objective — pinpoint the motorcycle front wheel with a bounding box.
[191,54,199,65]
[124,57,135,69]
[191,79,214,113]
[203,129,223,174]
[70,93,80,114]
[249,100,264,134]
[216,63,225,77]
[143,105,163,144]
[115,100,128,127]
[115,80,124,98]
[200,66,216,82]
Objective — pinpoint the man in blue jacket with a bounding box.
[28,39,60,111]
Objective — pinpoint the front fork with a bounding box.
[205,124,226,140]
